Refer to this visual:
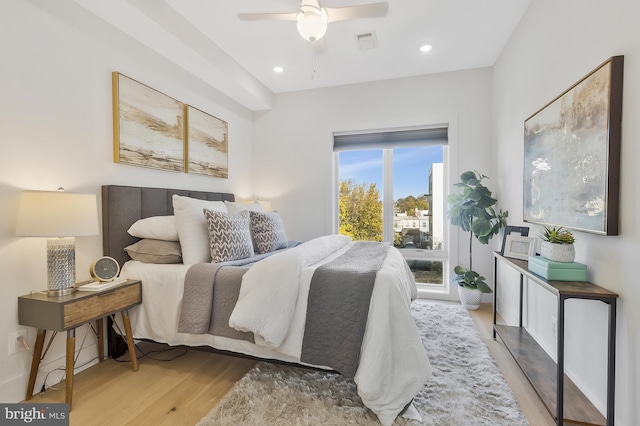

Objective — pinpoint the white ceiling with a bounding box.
[53,0,531,110]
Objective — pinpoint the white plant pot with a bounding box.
[458,286,482,310]
[540,241,575,263]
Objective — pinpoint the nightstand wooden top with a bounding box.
[19,279,140,302]
[18,280,142,331]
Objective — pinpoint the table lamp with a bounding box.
[239,198,272,212]
[16,188,99,296]
[256,199,272,212]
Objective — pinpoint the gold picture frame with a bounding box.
[184,105,228,179]
[112,72,185,172]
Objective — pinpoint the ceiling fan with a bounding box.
[238,0,389,42]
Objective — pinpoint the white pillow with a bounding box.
[173,195,227,264]
[224,200,264,213]
[127,216,178,241]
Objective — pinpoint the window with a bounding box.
[334,127,448,290]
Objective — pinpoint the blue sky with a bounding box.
[339,146,443,200]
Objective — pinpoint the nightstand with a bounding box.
[18,279,142,409]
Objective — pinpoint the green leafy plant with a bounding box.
[447,171,508,293]
[541,225,575,244]
[452,266,492,293]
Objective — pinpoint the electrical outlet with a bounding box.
[551,316,557,338]
[8,330,28,356]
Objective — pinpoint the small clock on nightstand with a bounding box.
[89,256,120,282]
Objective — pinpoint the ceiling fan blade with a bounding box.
[326,2,389,23]
[237,12,298,22]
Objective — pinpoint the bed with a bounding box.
[101,184,432,425]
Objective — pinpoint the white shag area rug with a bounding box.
[198,302,529,426]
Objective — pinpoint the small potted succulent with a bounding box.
[539,225,575,263]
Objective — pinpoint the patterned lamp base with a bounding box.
[47,237,77,296]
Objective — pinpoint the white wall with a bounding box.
[252,68,497,301]
[0,1,254,402]
[493,0,639,423]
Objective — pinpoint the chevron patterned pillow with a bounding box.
[249,211,288,254]
[204,209,254,263]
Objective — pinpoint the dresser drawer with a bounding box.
[63,284,141,328]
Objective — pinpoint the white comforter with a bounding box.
[229,235,432,425]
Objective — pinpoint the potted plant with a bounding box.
[539,225,575,263]
[447,171,508,309]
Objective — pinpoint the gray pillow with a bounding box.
[249,211,288,254]
[204,209,254,263]
[124,239,182,264]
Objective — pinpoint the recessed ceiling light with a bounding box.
[420,45,432,53]
[273,66,284,73]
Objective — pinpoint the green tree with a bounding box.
[395,195,429,216]
[339,180,383,242]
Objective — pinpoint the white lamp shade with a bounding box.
[16,191,99,237]
[239,198,272,212]
[256,200,272,212]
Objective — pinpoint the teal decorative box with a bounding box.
[527,255,587,281]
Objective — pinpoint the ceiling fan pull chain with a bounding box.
[311,51,316,79]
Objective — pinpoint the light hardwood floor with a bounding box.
[469,303,554,426]
[26,303,554,425]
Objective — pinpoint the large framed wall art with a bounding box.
[112,72,185,172]
[523,56,623,235]
[185,105,229,179]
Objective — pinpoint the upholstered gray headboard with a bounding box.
[101,185,235,267]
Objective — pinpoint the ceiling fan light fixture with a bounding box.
[296,7,328,42]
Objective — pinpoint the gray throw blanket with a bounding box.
[301,242,389,377]
[178,262,254,342]
[178,244,301,339]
